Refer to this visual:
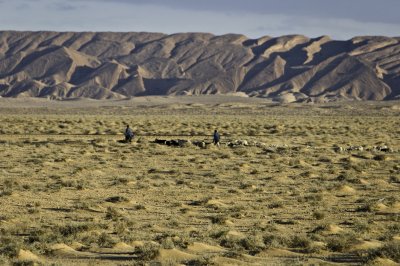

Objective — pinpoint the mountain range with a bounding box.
[0,31,399,102]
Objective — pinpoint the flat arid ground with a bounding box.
[0,96,399,265]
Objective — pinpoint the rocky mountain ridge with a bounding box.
[0,31,399,102]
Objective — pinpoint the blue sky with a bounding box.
[0,0,399,39]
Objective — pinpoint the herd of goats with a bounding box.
[149,138,395,154]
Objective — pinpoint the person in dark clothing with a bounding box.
[125,125,134,142]
[213,129,220,146]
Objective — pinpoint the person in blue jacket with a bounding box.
[213,129,220,146]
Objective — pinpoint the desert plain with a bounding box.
[0,96,399,265]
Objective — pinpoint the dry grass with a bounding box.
[0,98,399,265]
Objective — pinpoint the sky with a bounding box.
[0,0,399,40]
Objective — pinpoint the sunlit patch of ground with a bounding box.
[0,97,399,265]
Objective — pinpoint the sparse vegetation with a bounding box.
[0,99,398,265]
[326,233,359,252]
[312,211,326,220]
[378,240,400,263]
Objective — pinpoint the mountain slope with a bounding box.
[0,31,399,102]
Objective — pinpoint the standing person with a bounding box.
[213,129,220,147]
[125,125,134,143]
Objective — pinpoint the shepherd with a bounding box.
[213,129,220,147]
[125,125,134,143]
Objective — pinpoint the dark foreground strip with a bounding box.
[325,254,365,264]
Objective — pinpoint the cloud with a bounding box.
[48,3,81,11]
[72,0,400,24]
[251,16,400,40]
[0,0,399,39]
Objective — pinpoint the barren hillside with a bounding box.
[0,31,399,102]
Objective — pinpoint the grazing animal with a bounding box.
[154,139,190,147]
[154,139,167,145]
[192,141,206,148]
[227,139,249,147]
[374,145,391,152]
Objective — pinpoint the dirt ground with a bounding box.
[0,96,399,265]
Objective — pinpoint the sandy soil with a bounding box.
[0,97,399,265]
